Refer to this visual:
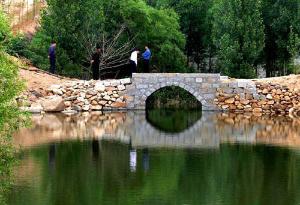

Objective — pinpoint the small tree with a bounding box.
[79,25,134,78]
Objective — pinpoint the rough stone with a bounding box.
[91,105,103,111]
[94,82,106,92]
[41,96,65,112]
[117,85,126,91]
[111,102,127,108]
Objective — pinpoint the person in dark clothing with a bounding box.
[91,46,101,80]
[48,40,56,74]
[142,46,151,73]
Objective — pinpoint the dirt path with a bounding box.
[19,66,74,91]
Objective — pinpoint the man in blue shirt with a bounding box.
[142,46,151,73]
[48,40,56,74]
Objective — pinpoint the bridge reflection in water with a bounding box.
[13,111,300,149]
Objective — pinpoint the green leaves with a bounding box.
[24,0,187,76]
[0,10,11,50]
[212,0,264,78]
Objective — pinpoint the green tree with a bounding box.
[104,0,187,72]
[0,9,24,205]
[148,0,215,72]
[0,8,11,50]
[26,0,187,77]
[212,0,265,78]
[262,0,300,76]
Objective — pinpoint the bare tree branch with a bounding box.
[77,23,134,78]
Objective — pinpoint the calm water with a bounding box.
[8,110,300,205]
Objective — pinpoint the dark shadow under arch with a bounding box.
[145,86,202,133]
[145,86,202,110]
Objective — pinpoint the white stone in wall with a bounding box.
[120,78,131,85]
[117,85,126,91]
[94,82,106,92]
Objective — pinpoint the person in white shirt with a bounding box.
[130,48,139,76]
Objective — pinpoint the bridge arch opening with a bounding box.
[145,86,202,133]
[145,85,202,110]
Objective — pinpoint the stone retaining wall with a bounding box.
[18,74,300,115]
[215,79,300,114]
[19,78,132,113]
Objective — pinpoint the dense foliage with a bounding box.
[0,9,24,205]
[148,0,300,78]
[262,0,300,76]
[0,9,11,50]
[6,0,300,78]
[15,0,186,78]
[0,9,23,110]
[211,0,265,78]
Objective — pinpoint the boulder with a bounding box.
[40,96,65,112]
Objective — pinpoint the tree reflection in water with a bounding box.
[8,111,300,205]
[145,109,202,133]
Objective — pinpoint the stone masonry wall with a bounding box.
[19,78,132,113]
[215,78,300,115]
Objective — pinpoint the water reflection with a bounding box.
[13,111,300,149]
[146,109,202,133]
[48,144,56,171]
[8,142,300,205]
[8,111,300,205]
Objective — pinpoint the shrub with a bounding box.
[6,34,30,57]
[0,10,11,50]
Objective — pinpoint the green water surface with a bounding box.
[7,111,300,205]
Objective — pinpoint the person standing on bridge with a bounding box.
[142,46,152,73]
[129,48,139,77]
[91,45,101,80]
[142,46,151,73]
[48,40,56,74]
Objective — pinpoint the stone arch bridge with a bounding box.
[125,73,221,110]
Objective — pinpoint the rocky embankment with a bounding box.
[18,65,300,116]
[18,78,132,113]
[215,76,300,117]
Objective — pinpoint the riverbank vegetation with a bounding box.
[0,8,25,204]
[4,0,300,79]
